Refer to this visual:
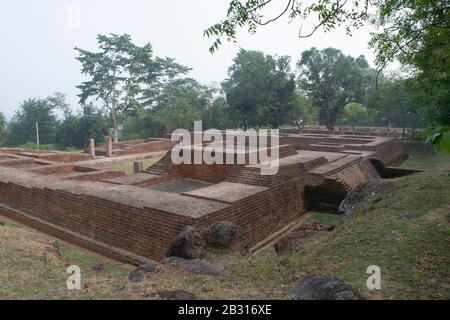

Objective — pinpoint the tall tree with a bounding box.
[297,47,374,132]
[289,92,317,131]
[223,49,297,129]
[152,78,212,132]
[75,34,189,142]
[365,76,425,130]
[0,112,6,145]
[339,102,374,131]
[55,104,109,148]
[6,94,67,146]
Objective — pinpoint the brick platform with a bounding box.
[0,133,407,264]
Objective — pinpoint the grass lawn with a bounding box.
[400,142,450,171]
[99,157,162,175]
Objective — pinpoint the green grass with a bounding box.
[307,213,341,225]
[100,157,161,175]
[17,142,83,153]
[399,144,450,171]
[59,244,128,278]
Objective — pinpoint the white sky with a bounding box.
[0,0,380,119]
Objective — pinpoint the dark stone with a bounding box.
[157,289,197,300]
[186,259,229,276]
[289,276,364,300]
[206,221,238,248]
[91,262,105,272]
[0,220,5,226]
[166,226,206,260]
[128,262,159,283]
[338,179,392,215]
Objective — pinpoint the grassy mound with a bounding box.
[289,172,450,299]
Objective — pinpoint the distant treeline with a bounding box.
[0,34,446,149]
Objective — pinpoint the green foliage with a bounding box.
[0,112,6,145]
[365,75,426,128]
[339,102,373,128]
[55,104,109,148]
[289,92,317,128]
[75,34,190,142]
[5,93,67,146]
[298,48,374,132]
[204,0,369,53]
[423,126,450,153]
[207,1,449,128]
[223,49,297,129]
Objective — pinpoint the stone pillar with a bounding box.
[106,137,113,157]
[133,161,144,174]
[88,139,96,158]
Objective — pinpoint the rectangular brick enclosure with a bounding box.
[0,134,408,264]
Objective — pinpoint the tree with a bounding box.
[55,104,109,148]
[339,102,373,131]
[75,34,189,142]
[203,96,235,130]
[0,112,6,145]
[152,78,211,133]
[206,0,450,136]
[205,1,448,85]
[289,92,317,132]
[204,0,369,54]
[222,49,297,129]
[6,93,67,146]
[365,76,425,131]
[297,47,374,132]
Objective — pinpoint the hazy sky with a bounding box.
[0,0,378,119]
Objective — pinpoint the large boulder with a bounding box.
[338,179,392,215]
[128,262,159,283]
[166,226,206,260]
[186,259,229,276]
[206,221,238,248]
[289,276,364,300]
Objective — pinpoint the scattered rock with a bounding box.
[128,262,159,283]
[91,262,105,272]
[338,179,392,215]
[166,226,206,260]
[0,220,5,226]
[274,222,335,254]
[157,289,197,300]
[186,259,229,276]
[206,221,238,248]
[289,276,364,300]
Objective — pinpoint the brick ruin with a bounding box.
[0,134,409,265]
